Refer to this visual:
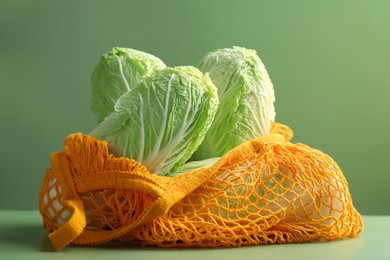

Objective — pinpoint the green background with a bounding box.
[1,0,389,215]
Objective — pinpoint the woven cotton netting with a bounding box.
[39,123,363,250]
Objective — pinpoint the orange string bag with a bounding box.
[39,122,363,251]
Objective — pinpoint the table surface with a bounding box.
[0,211,389,260]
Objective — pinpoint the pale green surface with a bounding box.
[0,211,389,260]
[1,0,390,214]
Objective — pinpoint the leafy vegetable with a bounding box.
[168,157,220,177]
[90,47,166,123]
[90,66,219,176]
[192,46,276,160]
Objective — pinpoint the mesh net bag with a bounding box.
[39,122,363,251]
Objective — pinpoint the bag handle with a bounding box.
[48,198,86,251]
[45,124,292,250]
[72,167,214,245]
[47,150,214,250]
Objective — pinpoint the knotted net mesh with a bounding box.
[39,123,363,251]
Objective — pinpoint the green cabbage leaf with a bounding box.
[90,47,166,123]
[168,157,220,177]
[192,46,276,160]
[90,66,219,176]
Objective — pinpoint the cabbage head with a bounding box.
[192,46,276,160]
[90,47,166,123]
[90,66,219,176]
